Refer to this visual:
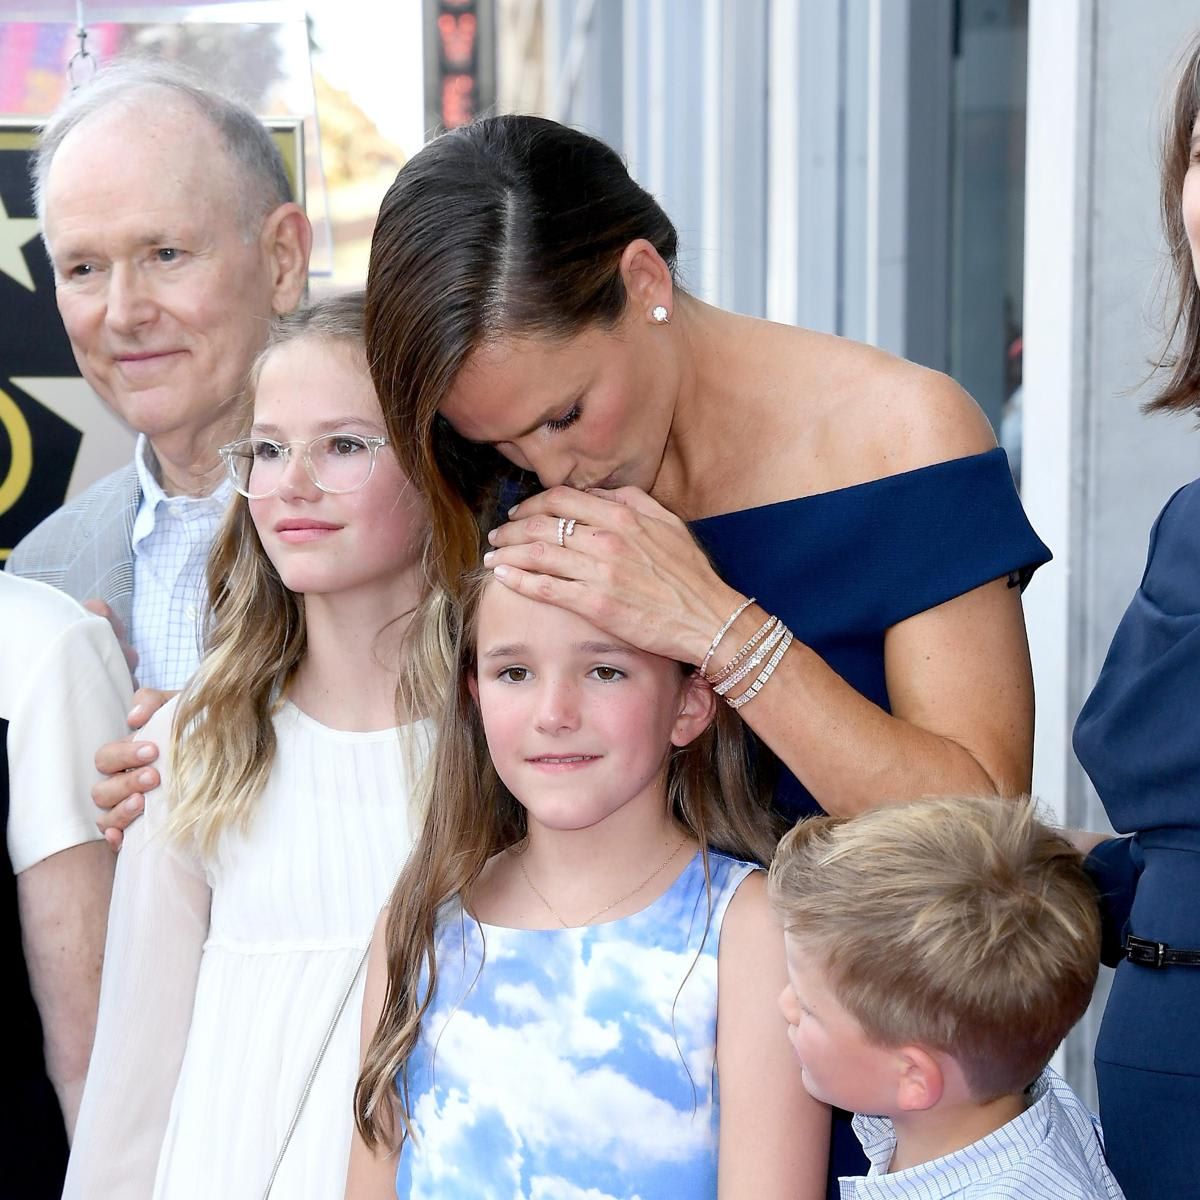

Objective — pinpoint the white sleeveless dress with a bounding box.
[65,698,430,1199]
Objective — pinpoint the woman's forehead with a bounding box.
[441,329,609,440]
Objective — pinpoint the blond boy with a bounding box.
[768,795,1125,1199]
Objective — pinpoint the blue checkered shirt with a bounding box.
[130,436,231,691]
[841,1067,1125,1199]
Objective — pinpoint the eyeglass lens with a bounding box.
[227,435,377,497]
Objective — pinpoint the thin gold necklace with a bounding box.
[515,834,691,928]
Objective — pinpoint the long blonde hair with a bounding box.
[353,567,780,1150]
[169,292,451,855]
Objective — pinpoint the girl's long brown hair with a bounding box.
[168,293,451,855]
[353,569,781,1150]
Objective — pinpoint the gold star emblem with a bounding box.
[10,376,135,498]
[0,194,40,292]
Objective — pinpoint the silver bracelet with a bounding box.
[699,596,755,679]
[708,614,778,687]
[726,628,794,710]
[714,622,787,696]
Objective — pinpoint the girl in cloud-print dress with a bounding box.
[346,572,829,1199]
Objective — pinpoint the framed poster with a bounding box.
[0,116,304,562]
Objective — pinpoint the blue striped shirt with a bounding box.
[841,1067,1125,1199]
[130,436,230,691]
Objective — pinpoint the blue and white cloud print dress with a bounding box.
[394,849,758,1199]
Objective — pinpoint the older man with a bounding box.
[7,60,311,691]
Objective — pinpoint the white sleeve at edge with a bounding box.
[62,701,211,1200]
[8,613,133,873]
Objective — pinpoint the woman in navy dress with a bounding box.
[1073,32,1200,1200]
[365,115,1049,1193]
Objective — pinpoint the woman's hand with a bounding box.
[485,485,744,664]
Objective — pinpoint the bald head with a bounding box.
[34,59,291,240]
[39,65,312,479]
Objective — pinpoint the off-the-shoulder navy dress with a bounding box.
[692,447,1051,1193]
[1073,478,1200,1200]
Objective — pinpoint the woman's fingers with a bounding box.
[585,485,679,521]
[502,485,674,534]
[489,484,737,665]
[483,537,610,581]
[491,487,678,555]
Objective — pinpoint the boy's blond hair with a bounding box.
[767,795,1100,1101]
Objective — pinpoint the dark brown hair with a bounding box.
[365,115,679,594]
[1148,32,1200,416]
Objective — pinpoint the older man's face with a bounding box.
[43,100,281,456]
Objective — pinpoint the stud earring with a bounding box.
[652,305,670,324]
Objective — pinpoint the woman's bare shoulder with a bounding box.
[762,329,997,492]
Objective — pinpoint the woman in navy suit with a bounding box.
[1073,31,1200,1200]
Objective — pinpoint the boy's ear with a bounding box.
[670,671,717,748]
[894,1045,945,1113]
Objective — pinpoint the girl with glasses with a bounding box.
[64,293,446,1200]
[345,569,828,1198]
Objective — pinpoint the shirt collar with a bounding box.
[131,434,233,547]
[843,1071,1054,1198]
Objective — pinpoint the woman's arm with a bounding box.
[716,872,828,1199]
[63,702,210,1198]
[345,915,401,1199]
[486,485,1033,816]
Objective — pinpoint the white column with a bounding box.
[765,0,841,332]
[863,0,908,354]
[1023,0,1089,830]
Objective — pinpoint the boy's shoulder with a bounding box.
[845,1068,1125,1200]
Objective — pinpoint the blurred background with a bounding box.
[1,0,1199,1101]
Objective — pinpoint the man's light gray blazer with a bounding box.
[5,464,140,633]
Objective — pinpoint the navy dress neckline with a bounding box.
[690,446,1050,823]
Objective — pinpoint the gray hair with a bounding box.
[33,58,292,238]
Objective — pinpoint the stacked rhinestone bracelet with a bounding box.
[700,599,794,709]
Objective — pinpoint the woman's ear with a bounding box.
[618,238,675,322]
[467,670,480,706]
[670,671,717,748]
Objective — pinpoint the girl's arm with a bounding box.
[63,700,211,1197]
[716,872,829,1199]
[345,915,401,1199]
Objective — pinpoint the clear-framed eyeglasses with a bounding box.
[218,433,391,500]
